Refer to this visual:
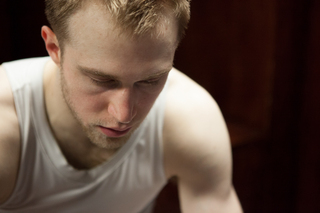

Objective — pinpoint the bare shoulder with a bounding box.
[163,68,242,212]
[163,68,231,178]
[0,65,21,204]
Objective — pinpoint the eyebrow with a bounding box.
[77,65,172,80]
[77,65,117,80]
[144,69,171,80]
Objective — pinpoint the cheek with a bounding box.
[135,81,168,116]
[62,63,100,102]
[62,72,107,117]
[135,91,162,116]
[75,93,110,117]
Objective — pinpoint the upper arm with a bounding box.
[163,69,242,213]
[0,65,21,204]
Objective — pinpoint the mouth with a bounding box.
[98,126,132,138]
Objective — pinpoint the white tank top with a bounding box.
[1,57,168,213]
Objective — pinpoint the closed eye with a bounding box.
[139,78,161,85]
[90,77,119,88]
[138,71,170,86]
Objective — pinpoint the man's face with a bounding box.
[58,3,178,150]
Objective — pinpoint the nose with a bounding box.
[108,87,137,124]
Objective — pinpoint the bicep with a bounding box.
[164,73,242,212]
[176,115,243,213]
[179,183,242,213]
[0,65,21,204]
[176,112,240,212]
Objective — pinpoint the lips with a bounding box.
[99,126,132,138]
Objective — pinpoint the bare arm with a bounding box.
[163,69,242,213]
[0,65,21,204]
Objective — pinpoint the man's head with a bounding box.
[42,0,188,150]
[45,0,190,53]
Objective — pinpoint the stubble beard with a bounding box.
[59,69,133,151]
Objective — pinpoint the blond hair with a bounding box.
[45,0,190,48]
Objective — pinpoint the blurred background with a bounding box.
[1,0,319,212]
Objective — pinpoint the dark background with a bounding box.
[1,0,320,212]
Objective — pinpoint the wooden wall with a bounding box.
[0,0,47,62]
[173,0,320,212]
[294,0,320,211]
[1,0,320,212]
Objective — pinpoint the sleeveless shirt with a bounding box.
[0,57,168,213]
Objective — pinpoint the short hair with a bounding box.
[45,0,191,49]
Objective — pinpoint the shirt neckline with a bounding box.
[32,57,148,183]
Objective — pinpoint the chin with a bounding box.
[86,126,133,150]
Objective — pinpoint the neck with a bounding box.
[43,59,116,170]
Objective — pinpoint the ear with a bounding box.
[41,26,62,66]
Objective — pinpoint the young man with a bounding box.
[0,0,242,212]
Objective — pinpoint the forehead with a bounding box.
[66,1,179,48]
[62,1,178,78]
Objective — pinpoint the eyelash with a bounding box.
[139,78,161,85]
[90,78,161,87]
[90,78,117,87]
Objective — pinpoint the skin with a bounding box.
[41,2,177,168]
[0,1,243,212]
